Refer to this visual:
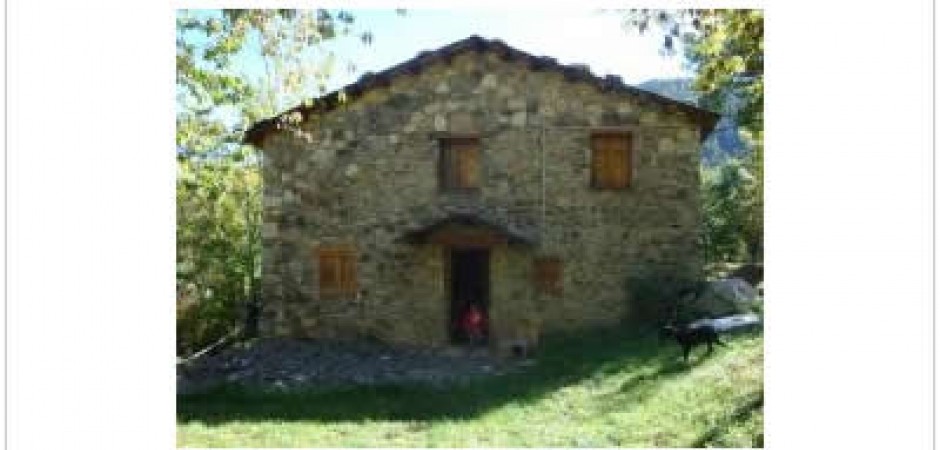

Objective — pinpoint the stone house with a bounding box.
[244,36,719,353]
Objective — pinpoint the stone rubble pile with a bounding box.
[177,338,522,394]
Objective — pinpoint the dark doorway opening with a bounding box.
[449,248,490,345]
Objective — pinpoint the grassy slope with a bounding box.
[177,327,763,448]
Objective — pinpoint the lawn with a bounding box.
[177,326,763,448]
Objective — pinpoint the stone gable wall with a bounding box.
[259,50,701,348]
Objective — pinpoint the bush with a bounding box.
[700,160,762,266]
[176,160,260,357]
[176,282,246,356]
[626,268,705,326]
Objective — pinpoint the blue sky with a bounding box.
[179,9,694,121]
[316,9,691,88]
[222,9,692,99]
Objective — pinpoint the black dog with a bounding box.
[662,322,725,362]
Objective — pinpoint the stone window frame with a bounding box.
[316,244,358,299]
[589,129,638,190]
[437,133,483,193]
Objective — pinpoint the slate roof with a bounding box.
[244,35,720,147]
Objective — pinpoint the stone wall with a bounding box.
[258,50,702,348]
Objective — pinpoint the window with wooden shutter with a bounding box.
[591,132,632,189]
[317,245,357,298]
[534,257,563,296]
[439,137,481,191]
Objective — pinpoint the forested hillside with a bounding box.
[638,78,749,165]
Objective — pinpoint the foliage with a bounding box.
[741,131,763,262]
[622,9,763,132]
[176,9,371,354]
[176,160,261,355]
[700,158,759,264]
[177,327,764,447]
[176,9,371,154]
[623,9,764,263]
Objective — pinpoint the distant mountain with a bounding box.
[638,78,698,104]
[637,78,749,166]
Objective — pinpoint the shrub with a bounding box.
[176,282,246,356]
[626,267,705,326]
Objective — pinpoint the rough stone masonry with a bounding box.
[246,36,719,354]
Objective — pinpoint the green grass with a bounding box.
[177,327,763,448]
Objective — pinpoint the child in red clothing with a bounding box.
[460,304,486,344]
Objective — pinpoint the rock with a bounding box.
[689,278,760,317]
[508,98,526,111]
[226,372,246,382]
[262,223,279,238]
[434,115,447,131]
[730,263,764,285]
[658,137,676,153]
[441,347,463,358]
[178,338,519,393]
[711,278,759,303]
[706,313,762,332]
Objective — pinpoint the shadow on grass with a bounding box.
[586,343,719,414]
[691,390,764,448]
[177,325,734,425]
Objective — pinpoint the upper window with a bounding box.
[439,137,481,191]
[591,132,633,189]
[317,245,357,298]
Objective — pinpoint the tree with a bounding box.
[176,9,372,155]
[700,158,755,264]
[622,10,762,130]
[623,9,763,263]
[176,160,261,355]
[175,9,372,354]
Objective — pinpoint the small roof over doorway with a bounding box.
[402,212,538,247]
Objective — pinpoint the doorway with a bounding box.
[449,248,490,345]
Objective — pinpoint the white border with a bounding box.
[4,1,934,449]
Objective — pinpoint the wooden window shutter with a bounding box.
[439,141,457,189]
[440,137,481,190]
[319,252,340,291]
[456,141,480,188]
[591,133,632,189]
[611,140,629,189]
[534,257,563,296]
[317,245,357,298]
